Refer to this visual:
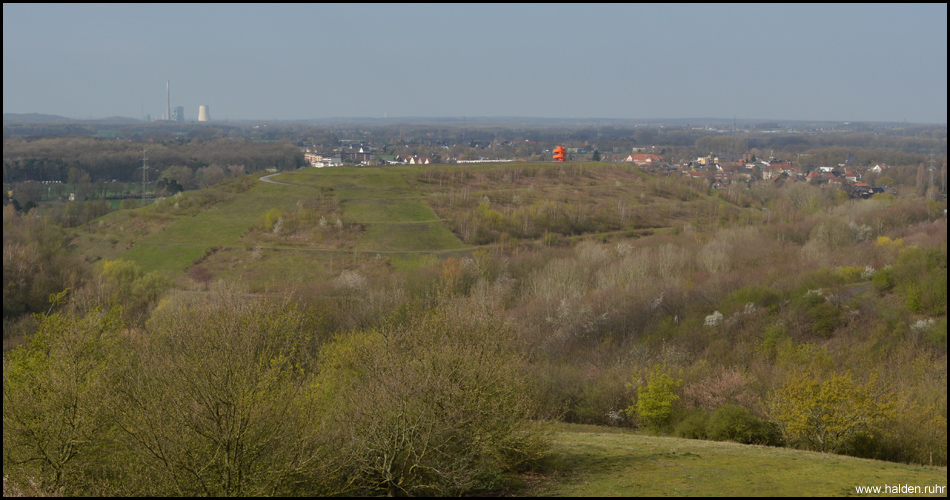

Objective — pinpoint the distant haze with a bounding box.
[3,4,947,124]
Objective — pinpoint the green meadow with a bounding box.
[527,424,947,497]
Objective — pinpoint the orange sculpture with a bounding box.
[553,146,566,162]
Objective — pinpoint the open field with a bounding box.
[525,424,947,497]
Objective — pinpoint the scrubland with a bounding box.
[3,163,946,496]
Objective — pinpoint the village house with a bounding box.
[823,171,843,185]
[409,155,432,165]
[849,183,887,199]
[624,153,664,166]
[783,165,805,177]
[394,155,433,165]
[762,164,784,180]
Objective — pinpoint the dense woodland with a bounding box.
[2,125,947,496]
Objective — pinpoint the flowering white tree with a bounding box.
[705,311,723,327]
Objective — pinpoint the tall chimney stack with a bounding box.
[166,80,171,122]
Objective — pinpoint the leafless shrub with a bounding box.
[596,251,650,291]
[528,257,586,301]
[335,269,367,291]
[699,237,731,274]
[540,298,594,352]
[683,366,758,412]
[615,241,633,257]
[650,243,691,282]
[656,339,689,367]
[575,240,611,270]
[784,182,819,211]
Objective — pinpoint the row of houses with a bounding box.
[392,155,433,165]
[303,144,898,200]
[671,154,897,196]
[303,146,376,167]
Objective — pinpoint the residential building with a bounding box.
[340,146,373,163]
[624,153,664,166]
[304,151,342,167]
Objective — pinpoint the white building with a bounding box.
[304,151,342,167]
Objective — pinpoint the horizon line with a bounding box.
[3,112,947,126]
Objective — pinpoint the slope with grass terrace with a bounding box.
[73,166,472,290]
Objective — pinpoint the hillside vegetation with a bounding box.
[3,161,947,496]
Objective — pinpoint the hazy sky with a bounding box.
[3,4,947,123]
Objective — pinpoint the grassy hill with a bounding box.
[523,424,947,497]
[71,162,737,289]
[73,166,479,288]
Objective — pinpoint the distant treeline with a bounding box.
[3,123,946,186]
[2,136,305,183]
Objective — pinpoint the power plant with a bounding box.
[156,80,209,122]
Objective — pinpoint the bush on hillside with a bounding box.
[313,299,548,496]
[626,365,683,431]
[707,404,782,445]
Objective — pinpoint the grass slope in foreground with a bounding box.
[527,424,947,497]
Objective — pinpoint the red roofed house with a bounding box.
[762,164,783,180]
[625,153,664,166]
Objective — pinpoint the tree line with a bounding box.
[3,136,304,184]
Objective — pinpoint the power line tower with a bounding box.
[140,146,151,206]
[928,150,936,194]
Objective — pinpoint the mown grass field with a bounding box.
[524,424,947,497]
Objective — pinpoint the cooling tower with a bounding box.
[198,105,211,122]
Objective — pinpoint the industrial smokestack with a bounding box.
[198,105,211,122]
[166,80,170,122]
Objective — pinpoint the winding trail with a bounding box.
[258,173,296,186]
